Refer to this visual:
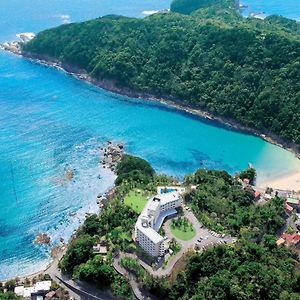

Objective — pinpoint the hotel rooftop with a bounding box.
[135,191,181,257]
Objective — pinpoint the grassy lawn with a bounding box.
[170,220,196,241]
[124,190,148,213]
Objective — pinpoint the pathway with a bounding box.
[115,208,234,278]
[112,257,151,300]
[45,250,115,300]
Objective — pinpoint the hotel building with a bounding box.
[134,191,181,257]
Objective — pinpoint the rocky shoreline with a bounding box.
[2,42,298,160]
[0,138,124,282]
[100,141,124,172]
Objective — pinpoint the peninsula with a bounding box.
[16,0,300,156]
[4,153,300,300]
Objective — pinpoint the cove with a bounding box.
[1,0,300,280]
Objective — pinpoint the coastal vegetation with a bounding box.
[149,237,300,300]
[185,169,285,235]
[58,155,173,298]
[22,0,300,147]
[120,257,146,278]
[59,204,134,298]
[0,281,20,299]
[237,166,256,184]
[0,292,21,300]
[115,154,155,185]
[56,154,299,299]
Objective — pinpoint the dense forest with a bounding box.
[56,154,300,300]
[150,237,300,300]
[185,169,286,235]
[22,0,300,147]
[171,0,234,14]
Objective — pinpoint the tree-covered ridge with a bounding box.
[57,154,299,300]
[115,154,155,185]
[170,0,234,15]
[23,9,300,146]
[157,237,300,300]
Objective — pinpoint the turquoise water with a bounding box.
[0,0,299,280]
[242,0,300,20]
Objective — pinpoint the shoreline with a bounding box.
[0,46,300,281]
[1,141,121,283]
[16,48,300,161]
[1,185,116,284]
[259,170,300,192]
[1,42,299,159]
[2,45,299,192]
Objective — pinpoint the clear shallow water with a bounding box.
[0,0,299,280]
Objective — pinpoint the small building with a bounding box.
[93,244,101,253]
[286,198,300,208]
[243,178,250,185]
[264,193,272,201]
[277,233,300,248]
[45,288,65,300]
[254,191,261,201]
[276,190,289,199]
[285,202,294,215]
[14,281,51,299]
[276,237,285,246]
[93,244,108,255]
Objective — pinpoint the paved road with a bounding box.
[45,251,115,300]
[45,209,234,299]
[112,256,151,300]
[115,209,234,278]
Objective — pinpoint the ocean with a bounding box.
[0,0,299,280]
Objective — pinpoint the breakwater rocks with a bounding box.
[100,141,124,172]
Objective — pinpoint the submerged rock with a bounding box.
[35,233,51,245]
[65,168,74,180]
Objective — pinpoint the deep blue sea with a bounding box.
[0,0,299,280]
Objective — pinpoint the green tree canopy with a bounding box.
[23,7,300,147]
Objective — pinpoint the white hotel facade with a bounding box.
[134,191,181,257]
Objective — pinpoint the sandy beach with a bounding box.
[259,170,300,192]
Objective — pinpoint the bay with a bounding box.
[0,0,299,280]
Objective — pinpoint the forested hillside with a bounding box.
[185,169,286,234]
[57,154,300,300]
[150,237,300,300]
[170,0,232,14]
[22,0,300,146]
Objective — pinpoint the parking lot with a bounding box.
[164,206,235,255]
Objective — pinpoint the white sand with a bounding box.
[259,171,300,191]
